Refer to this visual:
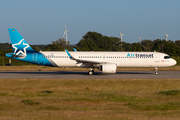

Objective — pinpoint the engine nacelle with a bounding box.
[101,63,117,73]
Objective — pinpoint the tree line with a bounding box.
[1,31,180,57]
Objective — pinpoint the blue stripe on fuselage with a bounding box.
[6,51,53,66]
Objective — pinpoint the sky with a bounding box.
[1,0,180,45]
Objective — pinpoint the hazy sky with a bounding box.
[1,0,180,44]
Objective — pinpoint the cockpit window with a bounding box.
[164,56,171,59]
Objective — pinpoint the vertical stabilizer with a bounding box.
[8,28,35,56]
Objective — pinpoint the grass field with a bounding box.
[0,65,180,71]
[0,78,180,120]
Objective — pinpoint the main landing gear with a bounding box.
[88,68,94,75]
[155,67,159,75]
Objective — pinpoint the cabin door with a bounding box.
[33,53,37,61]
[155,54,160,62]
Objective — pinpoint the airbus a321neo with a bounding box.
[6,28,177,75]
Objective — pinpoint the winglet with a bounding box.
[73,48,77,52]
[65,49,75,60]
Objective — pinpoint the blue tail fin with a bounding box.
[8,28,35,56]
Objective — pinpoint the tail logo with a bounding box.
[12,39,29,56]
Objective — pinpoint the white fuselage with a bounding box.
[40,51,176,68]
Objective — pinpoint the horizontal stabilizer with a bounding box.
[6,53,25,58]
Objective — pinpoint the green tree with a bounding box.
[76,31,121,51]
[164,40,180,56]
[121,42,133,51]
[44,39,72,51]
[141,40,154,51]
[153,39,167,52]
[131,43,142,51]
[152,39,180,56]
[76,38,98,51]
[175,40,180,47]
[31,45,46,51]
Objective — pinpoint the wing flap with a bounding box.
[76,59,102,64]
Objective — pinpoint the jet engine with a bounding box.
[100,63,117,73]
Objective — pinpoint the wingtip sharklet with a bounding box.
[65,49,73,59]
[73,48,77,52]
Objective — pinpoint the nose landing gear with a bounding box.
[155,67,159,75]
[88,68,94,75]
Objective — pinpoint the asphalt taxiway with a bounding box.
[0,71,179,79]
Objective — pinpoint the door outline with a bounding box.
[33,53,37,61]
[155,54,160,62]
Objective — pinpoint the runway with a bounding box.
[0,71,179,79]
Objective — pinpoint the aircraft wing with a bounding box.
[65,49,101,64]
[65,49,116,67]
[75,58,102,64]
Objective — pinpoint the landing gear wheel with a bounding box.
[88,70,93,75]
[155,71,159,75]
[155,67,159,75]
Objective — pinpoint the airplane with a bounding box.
[6,28,177,75]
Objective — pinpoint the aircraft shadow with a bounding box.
[0,71,152,75]
[116,71,152,74]
[0,71,89,75]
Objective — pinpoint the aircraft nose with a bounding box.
[172,59,177,66]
